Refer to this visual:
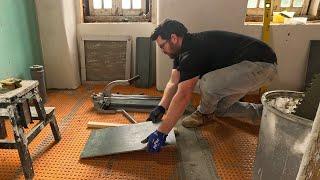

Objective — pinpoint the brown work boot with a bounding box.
[182,110,214,128]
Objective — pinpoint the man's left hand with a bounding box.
[141,130,167,153]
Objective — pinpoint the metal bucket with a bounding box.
[253,90,313,180]
[30,65,47,103]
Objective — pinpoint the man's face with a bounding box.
[156,35,180,59]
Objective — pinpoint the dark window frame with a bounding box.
[82,0,152,23]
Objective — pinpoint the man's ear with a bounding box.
[171,34,178,43]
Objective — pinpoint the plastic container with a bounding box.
[253,90,313,180]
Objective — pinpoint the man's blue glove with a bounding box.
[146,105,165,123]
[141,130,168,153]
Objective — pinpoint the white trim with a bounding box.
[79,35,132,83]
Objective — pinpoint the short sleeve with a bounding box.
[173,58,179,69]
[178,52,203,82]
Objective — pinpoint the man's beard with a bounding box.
[167,42,180,59]
[168,53,177,59]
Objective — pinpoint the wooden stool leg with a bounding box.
[33,90,61,142]
[0,119,7,139]
[32,93,46,122]
[50,115,61,142]
[8,106,34,179]
[16,128,34,179]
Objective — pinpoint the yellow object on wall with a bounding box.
[273,12,285,23]
[273,11,296,23]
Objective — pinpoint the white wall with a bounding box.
[156,0,320,91]
[61,0,80,88]
[36,0,320,91]
[35,0,80,89]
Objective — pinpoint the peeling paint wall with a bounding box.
[0,0,43,80]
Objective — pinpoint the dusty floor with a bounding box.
[0,85,260,179]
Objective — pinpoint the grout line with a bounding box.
[195,129,220,179]
[175,117,220,180]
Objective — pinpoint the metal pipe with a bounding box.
[103,75,140,97]
[117,109,138,124]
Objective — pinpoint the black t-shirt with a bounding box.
[173,31,277,82]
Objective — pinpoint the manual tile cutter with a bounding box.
[92,75,161,120]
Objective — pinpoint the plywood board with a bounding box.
[87,121,126,129]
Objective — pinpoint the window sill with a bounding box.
[244,21,320,26]
[82,22,154,25]
[84,15,151,23]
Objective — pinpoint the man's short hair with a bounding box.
[151,19,188,41]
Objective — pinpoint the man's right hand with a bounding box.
[146,105,165,123]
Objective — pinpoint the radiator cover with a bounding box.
[80,35,131,83]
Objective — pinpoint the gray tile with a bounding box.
[80,121,176,158]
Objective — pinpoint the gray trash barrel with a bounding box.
[30,65,47,103]
[253,90,313,180]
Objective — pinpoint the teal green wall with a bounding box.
[0,0,43,80]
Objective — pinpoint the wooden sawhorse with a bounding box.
[0,80,61,179]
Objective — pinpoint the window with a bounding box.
[83,0,152,22]
[245,0,315,21]
[247,0,306,15]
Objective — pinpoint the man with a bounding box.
[143,19,277,153]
